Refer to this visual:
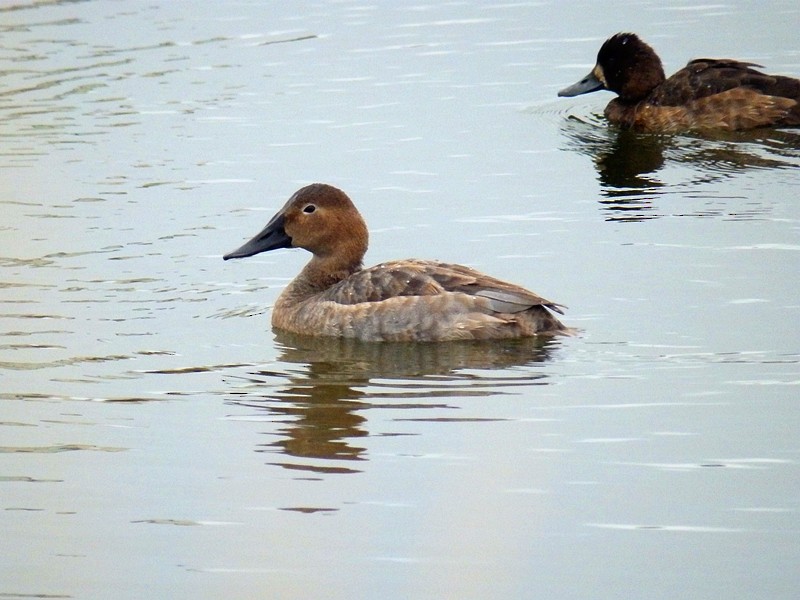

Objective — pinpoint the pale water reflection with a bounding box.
[226,332,560,468]
[2,1,799,599]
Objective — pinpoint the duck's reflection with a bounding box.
[229,331,563,473]
[560,117,800,222]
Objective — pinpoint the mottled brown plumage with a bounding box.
[559,33,800,132]
[223,184,568,342]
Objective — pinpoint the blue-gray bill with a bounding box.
[558,70,604,97]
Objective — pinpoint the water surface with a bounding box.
[2,1,799,599]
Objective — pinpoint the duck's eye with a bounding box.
[302,204,316,214]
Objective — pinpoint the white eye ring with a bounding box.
[302,204,316,214]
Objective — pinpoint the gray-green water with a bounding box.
[2,1,799,599]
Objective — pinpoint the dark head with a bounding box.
[223,183,369,268]
[559,33,666,102]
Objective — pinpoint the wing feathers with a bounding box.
[320,259,563,315]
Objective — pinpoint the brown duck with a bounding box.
[223,184,568,342]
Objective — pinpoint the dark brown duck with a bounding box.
[559,33,800,132]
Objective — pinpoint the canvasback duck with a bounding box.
[558,32,800,132]
[223,184,568,342]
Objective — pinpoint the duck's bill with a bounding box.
[223,213,292,260]
[558,70,604,97]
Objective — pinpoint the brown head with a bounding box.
[559,33,666,102]
[223,183,369,275]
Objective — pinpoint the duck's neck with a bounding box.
[618,62,665,102]
[279,254,364,303]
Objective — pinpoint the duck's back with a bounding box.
[640,59,800,129]
[654,59,800,106]
[320,260,562,310]
[273,259,567,342]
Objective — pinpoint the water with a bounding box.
[2,1,799,599]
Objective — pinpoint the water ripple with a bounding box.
[587,523,745,533]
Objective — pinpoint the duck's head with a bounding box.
[558,33,665,102]
[223,183,369,264]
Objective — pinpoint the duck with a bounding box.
[223,183,568,342]
[558,32,800,132]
